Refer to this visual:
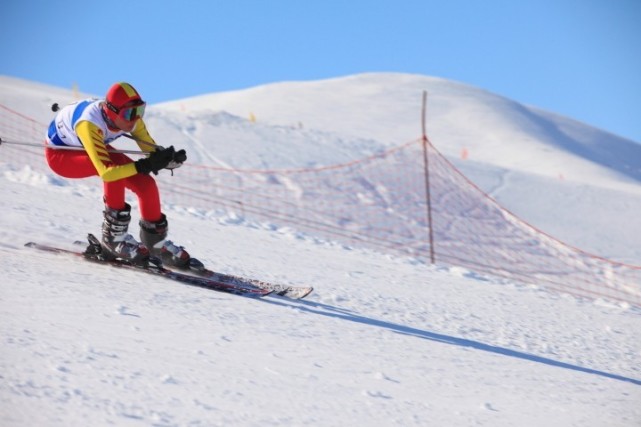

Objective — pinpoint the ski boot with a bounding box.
[139,214,196,269]
[101,203,150,266]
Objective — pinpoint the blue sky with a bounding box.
[2,0,640,142]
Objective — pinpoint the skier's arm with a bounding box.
[130,119,187,170]
[75,120,139,182]
[130,119,157,153]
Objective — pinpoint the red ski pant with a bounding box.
[45,147,162,221]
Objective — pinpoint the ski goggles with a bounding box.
[119,102,146,122]
[106,100,146,122]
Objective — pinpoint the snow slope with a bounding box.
[1,75,640,426]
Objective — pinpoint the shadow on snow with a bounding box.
[266,297,641,387]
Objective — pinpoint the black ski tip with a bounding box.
[300,287,314,299]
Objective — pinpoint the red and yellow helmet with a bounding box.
[103,82,146,131]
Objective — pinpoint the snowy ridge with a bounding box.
[1,75,640,426]
[156,73,641,191]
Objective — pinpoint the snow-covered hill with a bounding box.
[4,73,640,262]
[1,74,640,426]
[156,73,641,189]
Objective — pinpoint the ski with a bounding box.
[69,239,315,299]
[184,264,314,299]
[24,241,272,298]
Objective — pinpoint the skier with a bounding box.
[45,82,191,268]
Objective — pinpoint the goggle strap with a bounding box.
[105,101,119,114]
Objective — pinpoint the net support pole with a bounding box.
[421,91,436,264]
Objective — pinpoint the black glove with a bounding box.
[135,146,176,175]
[166,148,187,170]
[174,149,187,163]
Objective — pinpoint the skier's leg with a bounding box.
[101,202,149,264]
[108,160,191,268]
[121,172,162,221]
[139,213,191,268]
[97,152,154,263]
[45,148,100,178]
[46,149,148,263]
